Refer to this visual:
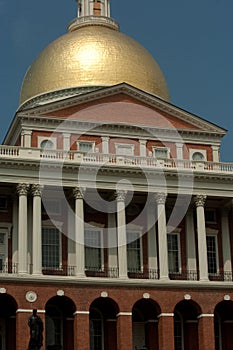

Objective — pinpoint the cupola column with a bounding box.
[76,0,110,18]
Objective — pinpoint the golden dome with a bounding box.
[20,22,169,106]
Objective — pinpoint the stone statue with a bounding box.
[28,309,43,350]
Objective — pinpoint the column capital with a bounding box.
[194,194,207,207]
[16,183,30,196]
[73,186,86,200]
[155,192,167,205]
[101,136,110,141]
[139,139,147,145]
[31,184,43,197]
[115,190,127,202]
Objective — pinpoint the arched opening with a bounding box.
[0,293,17,350]
[132,298,160,350]
[214,300,233,350]
[89,297,119,350]
[174,300,201,350]
[45,296,75,350]
[40,139,54,150]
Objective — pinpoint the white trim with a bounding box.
[16,309,45,313]
[152,146,170,159]
[73,311,90,315]
[84,226,104,270]
[158,313,174,318]
[116,312,132,317]
[189,149,207,161]
[38,136,57,149]
[167,231,181,274]
[197,314,214,319]
[206,233,219,275]
[77,140,95,153]
[115,143,135,156]
[127,228,143,272]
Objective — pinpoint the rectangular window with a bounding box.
[207,235,218,274]
[127,231,141,272]
[115,143,134,156]
[85,229,102,270]
[0,197,7,210]
[153,146,169,159]
[167,233,180,273]
[77,141,95,153]
[42,228,60,269]
[205,209,217,223]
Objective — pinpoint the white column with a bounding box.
[12,196,18,271]
[175,142,183,159]
[139,140,147,157]
[211,145,220,162]
[221,208,232,280]
[194,195,209,281]
[63,133,71,151]
[185,209,197,275]
[21,130,32,147]
[73,187,86,277]
[101,137,110,154]
[147,202,158,276]
[107,213,118,275]
[156,193,169,280]
[17,183,30,274]
[31,184,42,275]
[116,190,128,279]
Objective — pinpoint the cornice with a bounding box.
[12,114,224,145]
[0,274,233,291]
[17,83,226,135]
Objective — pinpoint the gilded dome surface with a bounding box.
[20,24,169,105]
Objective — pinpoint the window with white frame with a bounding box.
[152,146,169,159]
[189,149,206,161]
[206,234,218,274]
[115,143,134,156]
[84,228,103,271]
[0,227,9,272]
[77,141,95,153]
[127,230,142,273]
[42,227,61,269]
[167,232,181,273]
[38,136,57,150]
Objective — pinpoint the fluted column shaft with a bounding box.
[147,202,158,272]
[74,187,86,277]
[156,193,169,280]
[17,184,29,274]
[116,190,128,278]
[32,184,42,275]
[195,195,209,281]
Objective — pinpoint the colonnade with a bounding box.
[15,184,232,280]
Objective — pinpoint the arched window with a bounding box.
[40,139,54,150]
[192,152,205,161]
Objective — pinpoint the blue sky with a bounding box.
[0,0,233,161]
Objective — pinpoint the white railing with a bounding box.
[0,145,233,174]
